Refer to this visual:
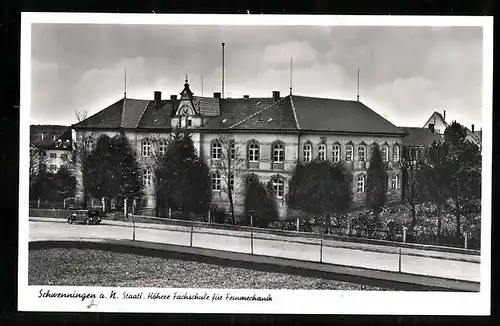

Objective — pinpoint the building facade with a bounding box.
[73,79,406,218]
[30,125,73,174]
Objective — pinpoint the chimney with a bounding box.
[154,91,162,107]
[428,123,435,133]
[243,95,249,99]
[272,91,280,102]
[170,95,177,101]
[443,110,446,121]
[472,124,475,133]
[214,92,221,99]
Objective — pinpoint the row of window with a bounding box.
[47,153,68,160]
[210,139,401,164]
[355,174,400,193]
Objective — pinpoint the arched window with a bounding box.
[358,144,366,162]
[303,142,312,162]
[158,139,168,156]
[272,142,285,163]
[381,144,389,162]
[393,144,400,162]
[345,143,353,161]
[357,174,366,193]
[143,169,152,186]
[248,141,260,162]
[318,143,326,161]
[142,138,151,157]
[332,143,340,163]
[391,174,400,190]
[272,176,285,199]
[212,170,221,191]
[211,139,222,159]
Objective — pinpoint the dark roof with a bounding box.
[290,95,405,134]
[73,92,404,135]
[202,97,274,130]
[401,127,443,147]
[31,127,73,150]
[230,97,297,131]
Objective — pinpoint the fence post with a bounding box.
[250,214,253,227]
[402,227,407,243]
[319,229,323,263]
[132,209,136,241]
[250,231,253,255]
[464,232,468,249]
[102,197,106,212]
[63,198,66,210]
[124,198,127,217]
[296,218,299,232]
[169,207,172,219]
[37,198,40,208]
[398,248,402,272]
[208,209,211,223]
[190,225,194,247]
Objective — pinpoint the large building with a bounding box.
[30,125,73,174]
[72,79,406,218]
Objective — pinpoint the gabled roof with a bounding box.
[137,100,175,129]
[73,98,127,129]
[400,127,443,147]
[291,96,405,134]
[230,97,297,131]
[423,111,448,128]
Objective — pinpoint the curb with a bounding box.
[29,239,480,292]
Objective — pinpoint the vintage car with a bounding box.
[68,209,102,225]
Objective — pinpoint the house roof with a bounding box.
[31,126,73,150]
[400,127,443,147]
[423,111,448,128]
[73,87,404,135]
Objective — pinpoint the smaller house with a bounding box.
[423,110,448,135]
[465,124,482,150]
[400,126,443,161]
[30,125,73,173]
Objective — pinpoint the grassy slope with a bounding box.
[29,248,386,290]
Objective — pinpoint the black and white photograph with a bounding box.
[19,13,492,314]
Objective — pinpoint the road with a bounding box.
[29,218,480,283]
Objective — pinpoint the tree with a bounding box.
[55,164,77,200]
[143,134,170,216]
[287,160,353,233]
[212,134,246,224]
[31,170,58,202]
[243,173,279,227]
[111,132,144,209]
[72,110,95,208]
[156,132,212,216]
[365,144,387,217]
[443,121,482,239]
[400,155,426,229]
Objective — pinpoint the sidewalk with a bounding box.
[29,216,481,263]
[29,238,480,292]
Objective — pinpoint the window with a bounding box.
[435,129,441,134]
[187,117,193,127]
[84,137,94,151]
[212,170,221,191]
[332,144,340,163]
[143,169,152,186]
[142,139,151,157]
[159,139,167,156]
[391,175,400,190]
[272,177,285,199]
[358,145,366,162]
[49,164,57,172]
[212,140,222,159]
[303,142,312,162]
[49,153,57,159]
[229,172,235,191]
[230,141,236,160]
[61,154,68,160]
[381,145,389,162]
[357,175,365,193]
[345,144,353,161]
[41,133,47,140]
[248,141,260,162]
[272,142,284,163]
[393,144,400,162]
[318,143,326,161]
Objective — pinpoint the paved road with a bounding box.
[29,218,480,282]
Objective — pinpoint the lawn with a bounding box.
[29,248,387,290]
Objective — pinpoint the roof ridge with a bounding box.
[289,95,300,130]
[136,100,151,128]
[229,96,287,129]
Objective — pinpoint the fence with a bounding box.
[105,216,481,283]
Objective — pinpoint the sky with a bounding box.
[30,23,484,129]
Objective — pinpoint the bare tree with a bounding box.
[142,134,171,216]
[213,133,246,224]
